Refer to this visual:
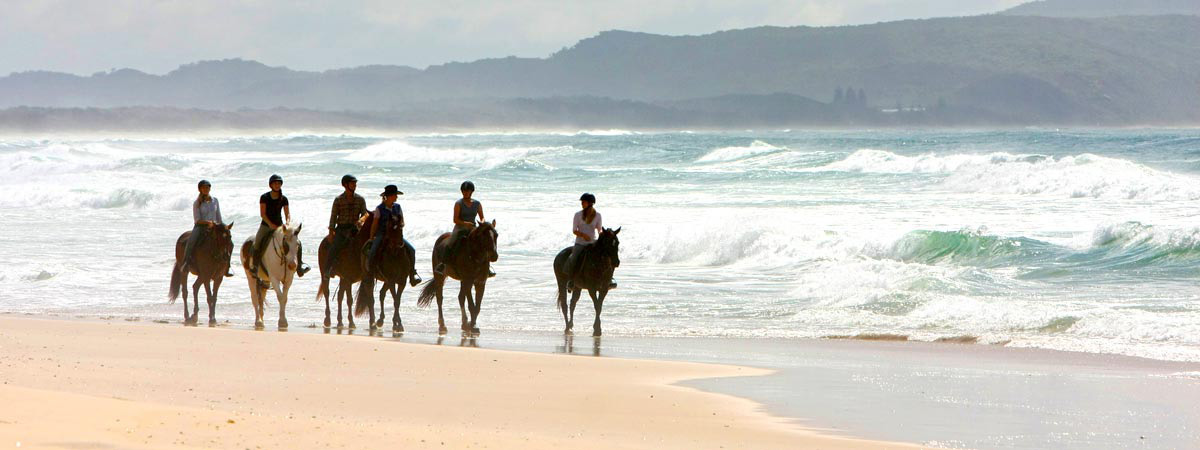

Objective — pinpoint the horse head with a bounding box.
[383,216,405,250]
[597,226,621,268]
[471,219,499,262]
[279,223,302,271]
[213,221,235,260]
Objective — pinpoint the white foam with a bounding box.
[342,140,567,170]
[696,140,785,163]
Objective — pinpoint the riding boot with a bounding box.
[410,273,422,287]
[488,267,496,278]
[609,279,618,289]
[297,264,311,277]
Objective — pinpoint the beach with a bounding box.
[0,316,910,449]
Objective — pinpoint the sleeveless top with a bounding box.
[456,199,480,224]
[375,203,402,236]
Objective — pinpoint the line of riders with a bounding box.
[180,174,616,293]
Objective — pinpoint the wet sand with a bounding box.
[0,316,910,449]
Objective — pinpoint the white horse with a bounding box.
[240,223,303,329]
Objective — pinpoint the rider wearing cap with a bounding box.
[566,192,616,291]
[365,185,421,286]
[435,180,495,278]
[250,174,310,277]
[324,174,368,273]
[183,179,233,277]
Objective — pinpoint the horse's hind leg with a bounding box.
[342,284,356,329]
[323,279,332,329]
[253,287,265,329]
[180,272,191,325]
[391,284,403,333]
[189,279,203,326]
[457,281,471,333]
[376,283,387,329]
[436,287,447,335]
[368,283,382,332]
[567,289,583,334]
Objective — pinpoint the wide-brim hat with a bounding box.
[380,185,403,197]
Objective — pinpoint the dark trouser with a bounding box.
[567,243,590,277]
[368,234,417,275]
[183,224,207,267]
[442,225,472,262]
[324,225,356,270]
[252,223,273,270]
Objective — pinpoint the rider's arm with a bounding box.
[476,202,485,222]
[193,199,203,226]
[328,198,338,232]
[259,202,275,228]
[572,213,591,242]
[213,198,223,226]
[283,204,291,225]
[369,209,380,237]
[453,202,466,226]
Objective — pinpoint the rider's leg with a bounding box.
[251,223,272,273]
[365,233,383,274]
[435,228,466,275]
[565,243,587,291]
[325,226,351,271]
[182,224,205,271]
[296,240,310,277]
[404,238,421,286]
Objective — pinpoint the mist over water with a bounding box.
[2,129,1199,361]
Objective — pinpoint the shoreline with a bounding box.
[0,316,911,449]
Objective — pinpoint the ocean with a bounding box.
[2,129,1199,362]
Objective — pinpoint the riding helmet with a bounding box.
[197,179,211,188]
[268,174,283,184]
[341,174,357,186]
[580,193,596,204]
[460,180,475,192]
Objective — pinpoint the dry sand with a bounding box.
[0,317,913,449]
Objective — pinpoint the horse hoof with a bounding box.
[564,329,573,336]
[375,319,385,328]
[438,327,448,335]
[593,329,602,337]
[278,320,288,330]
[254,321,264,329]
[471,327,481,335]
[208,319,217,327]
[348,322,356,330]
[323,318,332,328]
[393,325,403,333]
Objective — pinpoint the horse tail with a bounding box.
[168,262,184,303]
[416,273,443,308]
[556,277,568,312]
[354,277,375,317]
[316,275,331,303]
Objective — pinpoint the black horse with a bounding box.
[553,227,621,336]
[354,216,416,332]
[417,220,499,335]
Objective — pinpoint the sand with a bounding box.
[0,317,913,449]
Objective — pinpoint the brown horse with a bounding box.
[353,217,416,332]
[417,220,498,335]
[168,223,235,326]
[553,227,621,336]
[316,215,374,329]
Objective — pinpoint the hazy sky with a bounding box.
[2,0,1026,75]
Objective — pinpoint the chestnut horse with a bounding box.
[316,215,374,329]
[168,223,235,326]
[417,220,498,335]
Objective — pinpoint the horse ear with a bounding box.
[614,226,621,235]
[295,223,303,235]
[226,222,234,230]
[491,219,496,227]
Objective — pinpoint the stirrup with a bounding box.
[608,281,618,289]
[409,274,422,287]
[488,268,496,278]
[297,264,311,277]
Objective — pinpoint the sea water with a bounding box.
[1,129,1199,362]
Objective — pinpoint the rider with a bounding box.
[250,174,310,277]
[183,179,233,277]
[434,180,495,278]
[365,185,422,286]
[324,174,368,273]
[566,193,616,291]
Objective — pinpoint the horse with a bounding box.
[168,223,235,326]
[239,223,302,329]
[553,227,621,336]
[417,220,498,335]
[316,215,374,329]
[353,215,416,332]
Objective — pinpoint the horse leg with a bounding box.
[376,283,387,329]
[458,280,471,333]
[190,279,203,325]
[436,286,447,335]
[567,288,583,333]
[253,286,265,329]
[180,271,191,325]
[343,284,356,329]
[323,278,332,329]
[277,283,289,330]
[590,289,604,337]
[368,283,382,332]
[469,281,484,335]
[392,284,404,333]
[204,281,216,327]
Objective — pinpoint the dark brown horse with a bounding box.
[316,215,374,329]
[553,227,621,336]
[417,220,498,335]
[353,217,416,332]
[168,223,235,326]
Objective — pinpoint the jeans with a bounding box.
[566,243,590,277]
[323,224,356,270]
[183,224,207,266]
[368,233,417,275]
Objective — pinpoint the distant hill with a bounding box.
[1,14,1199,126]
[1002,0,1200,18]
